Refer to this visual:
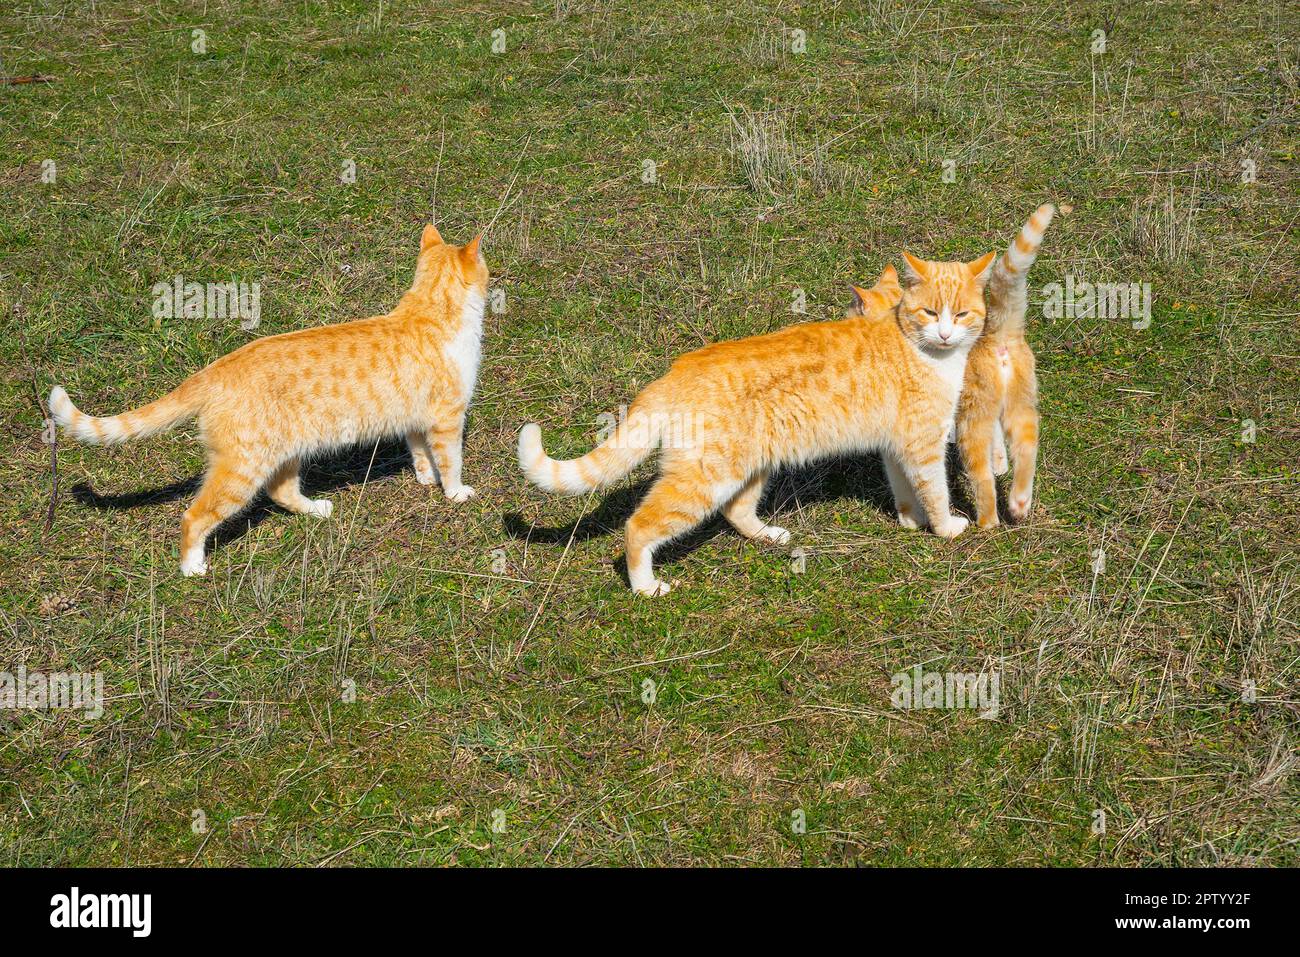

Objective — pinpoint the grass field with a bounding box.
[2,0,1296,866]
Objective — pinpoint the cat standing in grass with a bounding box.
[519,254,995,596]
[50,225,487,576]
[953,203,1055,528]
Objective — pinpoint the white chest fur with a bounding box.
[919,345,971,443]
[445,287,485,401]
[919,345,971,400]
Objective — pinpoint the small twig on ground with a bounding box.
[483,131,533,238]
[511,487,595,663]
[35,385,59,532]
[429,117,445,226]
[16,318,58,532]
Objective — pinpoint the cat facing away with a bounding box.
[518,254,995,596]
[952,203,1055,529]
[49,225,487,576]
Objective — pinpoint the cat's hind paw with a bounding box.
[445,484,476,503]
[414,466,437,486]
[633,578,673,597]
[756,525,791,546]
[180,552,209,577]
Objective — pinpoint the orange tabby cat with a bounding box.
[518,255,994,596]
[49,225,487,576]
[954,203,1055,528]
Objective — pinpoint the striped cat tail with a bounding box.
[518,398,666,496]
[986,203,1055,332]
[48,381,202,446]
[992,203,1056,290]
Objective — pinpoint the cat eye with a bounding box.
[922,308,938,317]
[956,311,969,318]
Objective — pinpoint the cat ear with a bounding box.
[900,251,929,286]
[967,251,997,286]
[420,224,443,250]
[850,265,904,315]
[460,234,483,265]
[874,264,902,308]
[849,285,874,313]
[875,263,901,296]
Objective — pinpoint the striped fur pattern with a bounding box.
[50,382,199,445]
[954,203,1056,528]
[519,257,995,597]
[516,270,914,499]
[50,225,488,576]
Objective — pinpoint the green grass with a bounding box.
[1,0,1296,865]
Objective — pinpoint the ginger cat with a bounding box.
[518,255,994,597]
[49,225,487,576]
[953,203,1055,528]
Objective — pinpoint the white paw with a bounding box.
[898,508,925,531]
[305,499,333,518]
[756,525,791,546]
[632,578,673,598]
[180,553,209,577]
[934,515,970,539]
[445,484,476,503]
[1008,494,1033,522]
[414,467,437,486]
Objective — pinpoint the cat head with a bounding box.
[417,224,489,290]
[846,265,903,319]
[896,250,996,351]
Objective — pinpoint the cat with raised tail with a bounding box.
[49,225,488,576]
[518,255,995,597]
[953,203,1056,528]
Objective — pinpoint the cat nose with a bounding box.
[938,329,952,341]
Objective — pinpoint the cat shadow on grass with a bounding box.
[70,439,414,552]
[69,443,989,570]
[502,449,984,582]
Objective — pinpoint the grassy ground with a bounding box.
[1,0,1296,866]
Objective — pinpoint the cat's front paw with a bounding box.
[414,466,437,486]
[180,553,209,577]
[976,512,1000,531]
[933,515,969,539]
[756,525,791,546]
[897,505,925,530]
[1008,493,1033,522]
[445,484,476,503]
[305,498,333,518]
